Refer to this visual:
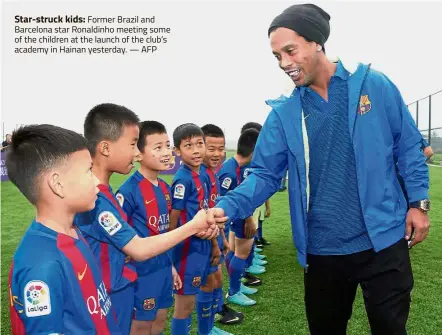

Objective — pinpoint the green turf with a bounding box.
[2,167,442,334]
[431,153,442,164]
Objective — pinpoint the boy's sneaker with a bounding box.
[211,326,233,335]
[242,272,262,286]
[246,264,266,275]
[252,257,268,266]
[216,304,244,325]
[259,237,271,246]
[240,283,258,295]
[254,253,266,260]
[226,292,256,306]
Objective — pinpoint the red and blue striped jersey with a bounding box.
[203,164,225,247]
[75,184,138,294]
[218,158,246,226]
[202,164,221,209]
[218,158,243,196]
[116,171,172,275]
[171,164,211,225]
[240,163,251,182]
[9,221,121,335]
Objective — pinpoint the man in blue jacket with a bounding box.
[210,3,430,335]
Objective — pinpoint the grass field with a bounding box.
[431,153,442,165]
[1,166,442,334]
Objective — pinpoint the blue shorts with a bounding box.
[173,236,211,295]
[111,283,135,335]
[133,265,173,321]
[231,219,251,239]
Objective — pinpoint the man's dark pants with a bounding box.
[304,238,413,335]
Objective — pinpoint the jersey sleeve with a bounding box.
[93,201,137,250]
[218,171,237,196]
[76,198,137,250]
[11,261,66,334]
[171,176,192,211]
[116,184,137,220]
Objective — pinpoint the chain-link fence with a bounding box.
[407,90,442,163]
[407,90,442,149]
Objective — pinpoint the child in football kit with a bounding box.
[116,121,181,335]
[169,123,220,335]
[74,104,219,335]
[218,128,261,307]
[240,122,272,248]
[201,124,244,334]
[8,125,121,334]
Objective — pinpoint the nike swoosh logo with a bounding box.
[145,199,155,205]
[225,316,240,323]
[203,307,211,311]
[197,187,202,191]
[78,264,88,281]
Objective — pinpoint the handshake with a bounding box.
[189,208,228,240]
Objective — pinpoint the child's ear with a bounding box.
[174,146,181,157]
[47,171,65,199]
[134,152,142,162]
[98,141,110,157]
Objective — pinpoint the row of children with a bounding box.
[7,103,271,335]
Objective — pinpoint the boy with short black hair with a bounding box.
[116,120,181,335]
[240,122,262,134]
[8,124,121,334]
[218,128,262,306]
[201,124,244,333]
[240,122,271,248]
[169,123,220,335]
[75,104,218,335]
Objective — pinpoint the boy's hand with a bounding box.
[206,208,229,229]
[193,210,219,240]
[244,217,257,239]
[211,244,221,266]
[196,226,219,240]
[172,266,182,291]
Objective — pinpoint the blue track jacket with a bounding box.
[216,61,429,268]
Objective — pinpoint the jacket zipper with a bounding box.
[352,64,372,246]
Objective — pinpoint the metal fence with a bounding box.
[407,90,442,153]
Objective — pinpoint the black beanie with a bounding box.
[268,4,331,46]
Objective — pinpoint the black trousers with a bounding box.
[304,239,413,335]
